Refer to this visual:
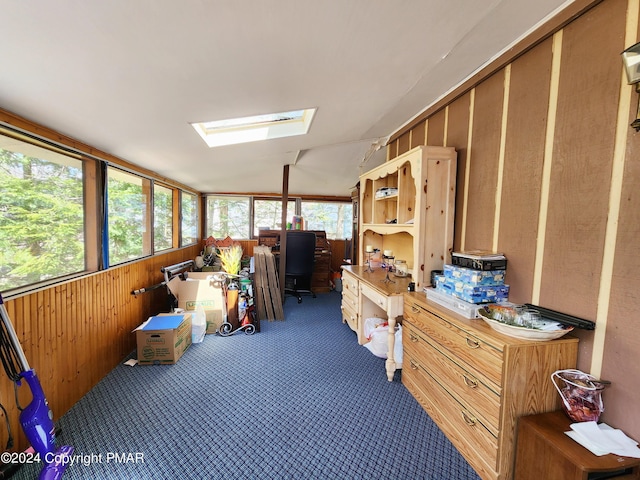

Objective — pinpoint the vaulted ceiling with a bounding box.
[0,0,572,196]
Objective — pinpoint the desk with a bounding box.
[515,411,640,479]
[341,265,412,381]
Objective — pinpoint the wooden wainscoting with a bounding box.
[0,245,201,453]
[238,239,258,258]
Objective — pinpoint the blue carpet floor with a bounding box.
[13,292,481,480]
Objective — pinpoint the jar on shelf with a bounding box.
[394,259,408,277]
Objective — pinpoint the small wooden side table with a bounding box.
[515,411,640,479]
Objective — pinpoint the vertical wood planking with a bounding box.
[0,244,201,452]
[445,92,471,252]
[464,72,505,250]
[426,109,446,146]
[397,131,411,156]
[601,0,640,441]
[410,121,426,149]
[498,38,554,304]
[492,65,510,251]
[539,1,626,322]
[386,0,640,443]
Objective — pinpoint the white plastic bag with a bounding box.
[191,305,207,343]
[363,317,403,367]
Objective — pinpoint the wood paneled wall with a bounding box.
[388,0,640,440]
[0,245,200,452]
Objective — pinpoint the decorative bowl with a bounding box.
[478,306,573,341]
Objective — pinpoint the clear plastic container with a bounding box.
[191,305,207,343]
[552,369,605,422]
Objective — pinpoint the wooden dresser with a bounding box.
[402,292,579,480]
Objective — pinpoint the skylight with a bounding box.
[191,108,317,148]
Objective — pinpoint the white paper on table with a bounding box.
[565,421,640,458]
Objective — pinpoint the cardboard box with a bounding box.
[135,313,192,365]
[166,272,225,334]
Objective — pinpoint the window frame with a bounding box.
[153,182,175,253]
[0,129,97,294]
[205,195,252,240]
[204,193,352,241]
[106,166,153,266]
[0,121,200,297]
[180,190,199,247]
[300,199,353,240]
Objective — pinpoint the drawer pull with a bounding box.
[410,360,419,370]
[461,411,477,427]
[409,333,419,343]
[465,337,480,349]
[411,305,420,313]
[463,375,478,388]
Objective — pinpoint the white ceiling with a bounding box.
[0,0,573,197]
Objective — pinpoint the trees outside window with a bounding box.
[253,199,296,236]
[204,195,352,240]
[107,168,151,264]
[0,132,199,292]
[0,141,85,291]
[154,184,173,251]
[181,191,198,246]
[301,201,352,239]
[206,196,250,239]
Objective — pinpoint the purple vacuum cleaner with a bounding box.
[0,294,73,479]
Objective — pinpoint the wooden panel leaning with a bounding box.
[252,246,284,321]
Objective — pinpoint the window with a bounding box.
[154,184,173,251]
[107,168,151,265]
[254,198,296,236]
[301,201,353,239]
[0,135,85,291]
[204,195,352,240]
[0,125,199,293]
[206,196,250,239]
[181,191,198,246]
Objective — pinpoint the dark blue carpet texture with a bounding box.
[14,292,480,480]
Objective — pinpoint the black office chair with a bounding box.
[284,231,317,303]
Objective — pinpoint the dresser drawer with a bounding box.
[342,286,359,311]
[341,301,358,333]
[404,321,501,435]
[342,271,359,296]
[404,299,504,387]
[359,282,387,311]
[403,351,498,475]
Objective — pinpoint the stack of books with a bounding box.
[426,251,509,318]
